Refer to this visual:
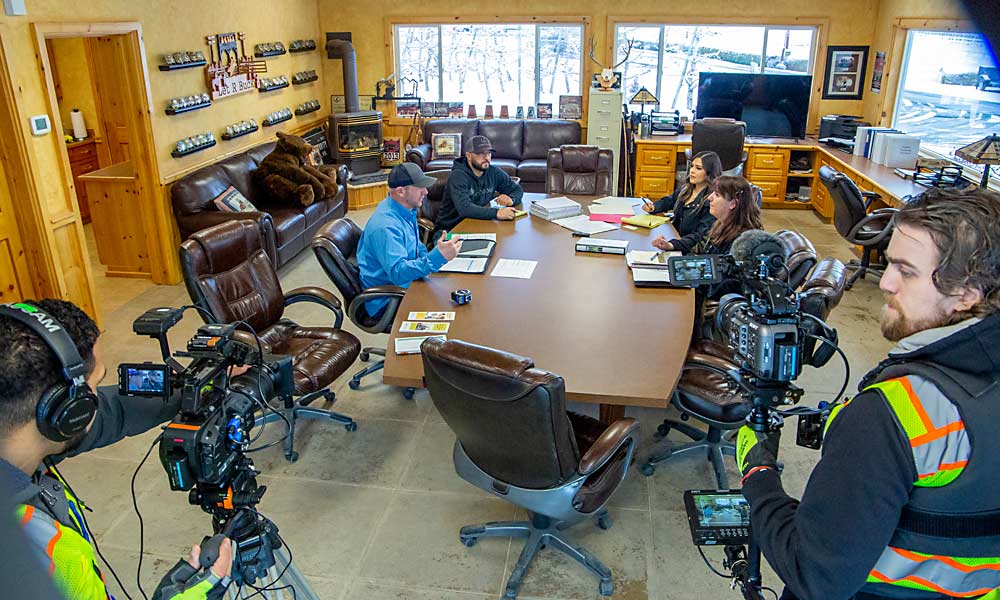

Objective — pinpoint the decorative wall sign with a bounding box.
[330,95,347,113]
[172,132,216,157]
[159,51,207,71]
[254,42,286,58]
[258,76,289,92]
[292,70,318,85]
[263,108,293,126]
[205,32,267,101]
[822,46,869,100]
[870,51,886,94]
[289,39,317,53]
[295,99,321,116]
[165,93,211,115]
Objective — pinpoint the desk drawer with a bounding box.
[68,143,97,164]
[750,150,787,175]
[636,174,674,197]
[636,147,676,172]
[749,177,784,202]
[70,157,100,177]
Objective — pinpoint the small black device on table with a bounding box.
[451,289,472,305]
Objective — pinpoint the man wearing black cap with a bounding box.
[435,135,524,232]
[357,163,463,316]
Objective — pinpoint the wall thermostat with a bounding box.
[29,114,51,136]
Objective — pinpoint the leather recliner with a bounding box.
[775,229,819,290]
[405,119,581,192]
[311,218,415,398]
[171,141,349,268]
[179,220,362,462]
[421,338,639,599]
[545,145,613,196]
[641,257,848,488]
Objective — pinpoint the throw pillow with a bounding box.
[213,186,258,212]
[431,133,462,161]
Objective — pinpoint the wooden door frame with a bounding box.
[33,22,178,285]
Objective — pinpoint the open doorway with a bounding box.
[37,24,168,314]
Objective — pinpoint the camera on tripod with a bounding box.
[118,306,297,586]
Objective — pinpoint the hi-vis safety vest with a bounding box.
[829,360,1000,599]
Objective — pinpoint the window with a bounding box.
[892,30,1000,177]
[395,23,584,113]
[614,24,816,116]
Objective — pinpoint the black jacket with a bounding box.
[435,156,524,232]
[652,186,714,253]
[743,313,1000,600]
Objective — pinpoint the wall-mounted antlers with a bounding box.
[588,36,634,70]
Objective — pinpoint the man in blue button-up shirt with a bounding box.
[357,163,463,316]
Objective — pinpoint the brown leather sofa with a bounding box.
[545,145,613,196]
[171,141,348,268]
[405,119,581,192]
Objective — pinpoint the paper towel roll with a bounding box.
[70,109,87,140]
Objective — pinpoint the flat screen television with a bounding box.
[695,72,812,138]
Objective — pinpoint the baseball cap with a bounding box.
[388,162,437,189]
[467,135,494,154]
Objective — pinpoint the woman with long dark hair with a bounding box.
[646,151,723,253]
[692,174,763,255]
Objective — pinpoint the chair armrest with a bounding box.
[683,351,745,383]
[406,145,432,169]
[231,329,273,354]
[578,418,640,476]
[861,190,881,211]
[283,286,344,329]
[847,210,897,246]
[418,217,436,248]
[347,285,406,334]
[334,163,349,186]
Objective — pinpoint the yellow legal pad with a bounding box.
[621,214,670,229]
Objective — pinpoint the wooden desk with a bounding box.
[79,161,150,278]
[383,194,695,422]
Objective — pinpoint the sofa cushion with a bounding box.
[478,120,523,160]
[522,120,581,159]
[302,199,334,228]
[267,209,306,247]
[217,153,259,201]
[490,158,519,177]
[423,119,479,153]
[516,159,548,183]
[247,142,277,165]
[427,158,457,171]
[171,165,233,215]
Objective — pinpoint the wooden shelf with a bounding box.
[258,82,289,93]
[170,139,216,158]
[165,101,211,116]
[295,105,321,116]
[158,60,206,71]
[292,75,319,85]
[221,126,259,141]
[254,49,286,58]
[263,113,292,127]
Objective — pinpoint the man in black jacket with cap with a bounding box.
[435,135,524,232]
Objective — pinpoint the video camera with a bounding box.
[118,306,296,585]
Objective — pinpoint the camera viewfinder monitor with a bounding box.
[669,255,722,286]
[684,489,751,545]
[118,363,171,398]
[696,72,812,138]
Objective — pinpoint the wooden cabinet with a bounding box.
[634,140,683,199]
[745,148,789,207]
[67,140,101,223]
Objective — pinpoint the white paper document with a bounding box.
[394,335,446,355]
[590,196,641,214]
[400,321,450,333]
[490,259,537,279]
[626,250,681,269]
[439,257,488,273]
[632,268,673,286]
[455,233,497,241]
[407,311,455,321]
[551,215,617,235]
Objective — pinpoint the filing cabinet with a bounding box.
[586,90,622,194]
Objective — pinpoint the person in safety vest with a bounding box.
[736,186,1000,600]
[0,299,233,600]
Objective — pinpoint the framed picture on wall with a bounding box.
[822,46,869,100]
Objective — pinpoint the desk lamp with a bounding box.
[629,87,658,116]
[955,133,1000,189]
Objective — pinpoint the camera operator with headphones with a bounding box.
[736,187,1000,599]
[0,299,233,600]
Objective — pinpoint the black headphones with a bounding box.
[0,303,98,442]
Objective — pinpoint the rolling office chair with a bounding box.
[775,229,819,290]
[417,169,451,249]
[422,338,639,599]
[179,220,362,462]
[311,218,415,399]
[545,145,613,196]
[641,258,848,488]
[819,165,898,290]
[684,118,748,176]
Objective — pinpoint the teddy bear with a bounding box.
[253,131,338,207]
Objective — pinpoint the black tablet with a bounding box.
[683,489,751,545]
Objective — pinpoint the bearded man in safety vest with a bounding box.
[0,299,233,599]
[737,186,1000,600]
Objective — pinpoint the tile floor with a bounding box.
[58,208,894,600]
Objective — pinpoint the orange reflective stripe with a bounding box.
[900,377,935,432]
[45,521,62,575]
[20,504,34,525]
[892,548,1000,573]
[911,420,966,447]
[870,569,996,598]
[916,460,969,480]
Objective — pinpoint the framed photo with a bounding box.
[330,95,346,114]
[822,46,869,100]
[558,95,583,119]
[431,132,462,160]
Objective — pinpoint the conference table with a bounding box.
[383,193,695,423]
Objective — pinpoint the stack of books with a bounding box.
[529,196,582,221]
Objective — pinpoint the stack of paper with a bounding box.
[529,196,583,221]
[394,335,446,355]
[551,215,617,235]
[632,268,673,287]
[626,250,680,270]
[590,196,641,213]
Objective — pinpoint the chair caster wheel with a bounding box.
[285,451,299,463]
[597,514,612,530]
[656,423,671,438]
[360,351,370,362]
[599,579,613,596]
[640,463,655,477]
[503,586,518,599]
[402,387,415,400]
[345,422,358,432]
[461,536,477,547]
[348,379,360,391]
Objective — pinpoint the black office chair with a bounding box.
[641,258,848,488]
[819,165,897,289]
[417,169,451,249]
[685,118,748,176]
[422,338,640,599]
[311,218,415,399]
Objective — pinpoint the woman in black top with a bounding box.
[693,174,763,256]
[646,151,723,253]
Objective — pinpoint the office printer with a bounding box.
[819,115,867,143]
